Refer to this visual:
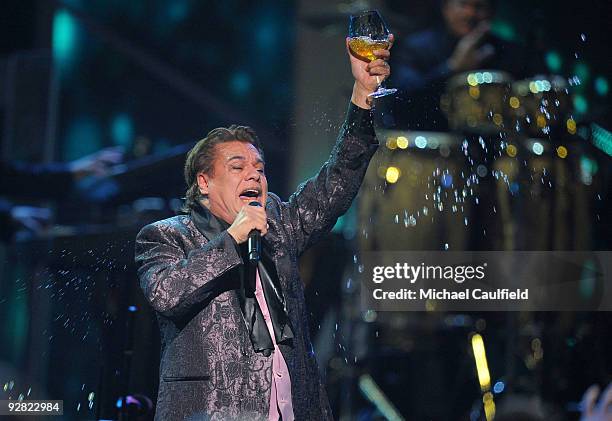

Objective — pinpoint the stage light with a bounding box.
[594,76,609,96]
[229,71,251,96]
[545,51,562,73]
[476,165,488,177]
[509,96,520,109]
[467,73,477,86]
[64,116,103,160]
[52,9,79,68]
[574,62,590,83]
[492,113,503,126]
[573,94,588,114]
[556,146,568,158]
[506,144,517,157]
[396,136,409,149]
[580,156,598,185]
[535,80,544,92]
[591,123,612,156]
[536,115,547,128]
[385,167,400,184]
[532,142,544,156]
[255,18,279,56]
[491,21,516,41]
[415,136,427,149]
[359,375,405,421]
[493,381,505,394]
[469,86,480,99]
[510,182,519,194]
[483,391,496,421]
[111,113,134,148]
[386,137,398,149]
[566,118,577,134]
[441,173,453,188]
[471,333,491,392]
[167,0,189,22]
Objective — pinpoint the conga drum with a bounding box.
[509,75,572,137]
[359,130,477,252]
[441,70,513,134]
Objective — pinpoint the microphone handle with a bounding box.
[247,200,262,263]
[248,229,260,263]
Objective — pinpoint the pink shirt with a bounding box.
[255,270,295,421]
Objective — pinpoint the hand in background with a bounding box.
[581,383,612,421]
[448,22,494,72]
[68,146,124,179]
[10,205,52,234]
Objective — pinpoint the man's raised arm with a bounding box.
[280,35,393,255]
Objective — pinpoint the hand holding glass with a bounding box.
[348,10,396,98]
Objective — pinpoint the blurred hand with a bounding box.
[10,205,52,234]
[581,383,612,421]
[347,34,393,108]
[227,204,268,244]
[68,146,124,179]
[448,22,494,72]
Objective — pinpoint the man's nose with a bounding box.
[245,167,261,181]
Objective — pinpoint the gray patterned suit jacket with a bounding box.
[135,103,378,421]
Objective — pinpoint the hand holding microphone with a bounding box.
[227,202,268,258]
[247,202,262,262]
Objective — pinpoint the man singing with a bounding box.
[135,36,392,421]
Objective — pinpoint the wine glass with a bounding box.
[348,10,397,98]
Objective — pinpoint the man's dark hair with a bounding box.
[182,125,264,211]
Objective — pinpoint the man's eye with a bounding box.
[232,166,243,171]
[257,169,265,174]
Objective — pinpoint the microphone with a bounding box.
[247,201,261,263]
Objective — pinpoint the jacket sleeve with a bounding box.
[135,221,242,321]
[281,102,378,256]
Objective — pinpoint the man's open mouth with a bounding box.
[239,188,261,202]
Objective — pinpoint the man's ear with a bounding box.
[197,172,209,196]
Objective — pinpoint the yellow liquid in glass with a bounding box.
[348,36,390,61]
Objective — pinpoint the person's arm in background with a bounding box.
[393,23,493,93]
[0,147,123,200]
